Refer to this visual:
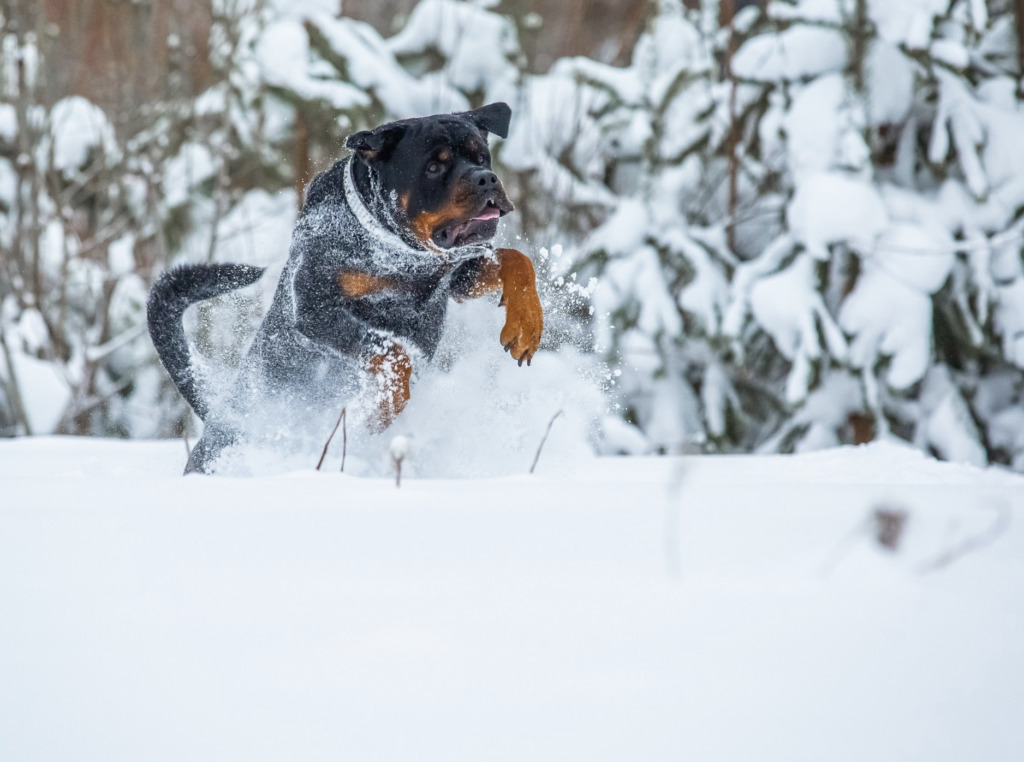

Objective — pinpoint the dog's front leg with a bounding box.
[293,262,413,429]
[456,248,543,365]
[366,342,412,431]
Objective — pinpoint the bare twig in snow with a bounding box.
[819,504,912,577]
[316,407,346,471]
[340,407,347,473]
[873,508,908,552]
[818,516,871,578]
[663,457,689,580]
[84,323,147,363]
[919,501,1012,574]
[1015,0,1024,98]
[390,435,410,487]
[0,329,31,435]
[722,0,739,251]
[182,432,197,474]
[530,410,564,474]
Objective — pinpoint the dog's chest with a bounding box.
[349,269,453,352]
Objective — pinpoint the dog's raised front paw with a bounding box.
[500,284,543,366]
[494,248,543,366]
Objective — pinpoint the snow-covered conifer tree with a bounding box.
[542,0,1024,468]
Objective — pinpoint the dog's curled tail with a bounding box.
[147,263,265,420]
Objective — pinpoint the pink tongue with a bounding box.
[473,206,501,221]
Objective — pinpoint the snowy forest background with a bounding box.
[2,0,1024,470]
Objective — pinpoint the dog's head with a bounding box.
[346,103,514,250]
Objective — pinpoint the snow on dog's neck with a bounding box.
[343,157,490,270]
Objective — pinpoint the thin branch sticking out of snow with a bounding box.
[390,436,411,488]
[873,508,908,551]
[316,407,346,472]
[84,324,147,363]
[819,505,909,576]
[339,411,347,473]
[182,432,197,475]
[918,501,1012,574]
[529,410,564,475]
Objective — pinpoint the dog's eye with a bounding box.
[426,162,442,175]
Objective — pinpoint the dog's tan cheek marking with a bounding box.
[411,212,440,243]
[411,199,476,244]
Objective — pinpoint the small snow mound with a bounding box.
[778,439,1022,486]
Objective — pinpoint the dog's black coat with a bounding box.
[148,104,514,472]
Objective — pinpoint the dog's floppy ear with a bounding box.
[461,102,512,139]
[346,123,407,165]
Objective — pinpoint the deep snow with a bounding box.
[1,437,1022,761]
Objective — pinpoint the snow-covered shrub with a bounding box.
[534,0,1024,467]
[0,2,291,437]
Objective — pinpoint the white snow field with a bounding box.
[1,437,1023,762]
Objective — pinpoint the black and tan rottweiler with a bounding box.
[147,103,543,472]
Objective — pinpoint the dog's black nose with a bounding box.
[467,168,498,188]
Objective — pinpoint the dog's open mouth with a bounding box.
[433,200,506,249]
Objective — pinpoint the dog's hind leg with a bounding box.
[186,424,238,474]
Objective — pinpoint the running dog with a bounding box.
[147,103,543,472]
